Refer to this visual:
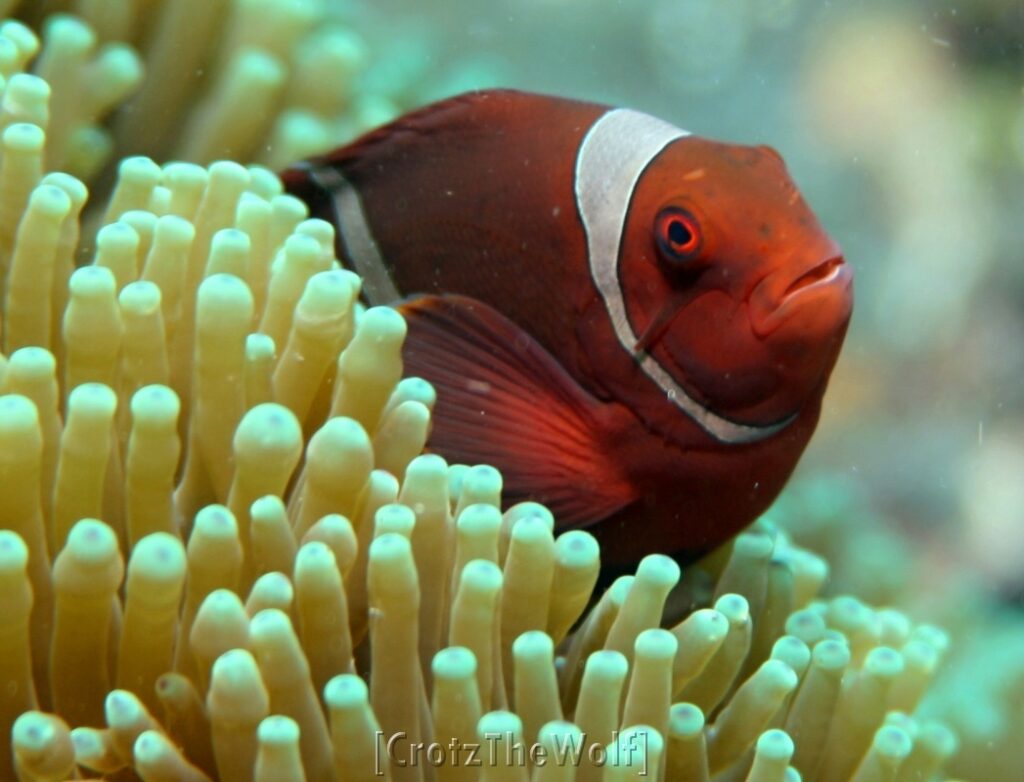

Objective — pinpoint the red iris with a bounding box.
[655,207,701,264]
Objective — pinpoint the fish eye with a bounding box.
[655,207,701,264]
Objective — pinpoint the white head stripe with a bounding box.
[305,164,401,305]
[574,108,794,445]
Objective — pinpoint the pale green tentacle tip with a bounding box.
[1,20,40,61]
[133,730,183,770]
[299,268,358,314]
[900,637,940,673]
[870,724,914,763]
[247,165,283,199]
[0,528,29,570]
[324,673,369,708]
[827,594,874,629]
[714,592,751,624]
[635,627,678,660]
[68,264,117,300]
[302,418,361,457]
[234,403,303,457]
[64,518,118,565]
[668,703,705,738]
[117,155,162,186]
[197,272,254,316]
[368,532,417,594]
[402,451,449,482]
[755,728,794,761]
[229,47,287,89]
[104,689,145,729]
[2,73,49,105]
[583,649,629,682]
[509,511,554,545]
[69,726,105,769]
[785,608,827,645]
[459,558,503,594]
[457,502,502,532]
[3,120,45,151]
[11,711,63,752]
[505,501,555,532]
[608,575,636,606]
[392,376,436,408]
[433,646,478,680]
[294,539,335,571]
[193,504,239,539]
[732,530,775,560]
[607,725,664,770]
[208,159,252,187]
[909,624,950,656]
[373,503,416,538]
[461,463,503,489]
[309,27,368,70]
[918,719,958,758]
[42,13,96,53]
[771,635,811,676]
[0,392,40,434]
[90,43,144,100]
[478,709,523,739]
[635,552,681,589]
[129,384,180,423]
[163,162,209,197]
[117,210,157,246]
[753,659,800,696]
[681,608,730,645]
[356,304,407,342]
[210,648,262,693]
[863,645,905,679]
[67,382,118,418]
[513,629,555,660]
[120,279,162,314]
[555,529,600,567]
[246,332,276,360]
[7,345,57,375]
[128,532,186,581]
[249,607,296,645]
[258,714,300,744]
[26,182,71,219]
[537,719,583,747]
[97,220,140,253]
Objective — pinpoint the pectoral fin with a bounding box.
[398,294,638,528]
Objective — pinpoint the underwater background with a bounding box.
[0,0,1022,779]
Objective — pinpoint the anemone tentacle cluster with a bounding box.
[1,0,388,180]
[0,8,962,782]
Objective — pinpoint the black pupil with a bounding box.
[667,219,692,248]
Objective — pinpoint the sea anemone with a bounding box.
[0,6,966,782]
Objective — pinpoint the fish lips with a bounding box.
[749,255,853,341]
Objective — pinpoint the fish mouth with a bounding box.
[751,254,852,338]
[783,255,846,298]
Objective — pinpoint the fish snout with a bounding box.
[750,254,852,340]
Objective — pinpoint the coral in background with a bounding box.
[0,6,989,781]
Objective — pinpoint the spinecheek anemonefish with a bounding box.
[283,89,853,569]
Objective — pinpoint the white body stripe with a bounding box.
[306,165,402,305]
[574,108,794,445]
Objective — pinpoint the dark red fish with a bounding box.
[283,89,853,567]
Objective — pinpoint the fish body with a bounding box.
[284,89,853,567]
